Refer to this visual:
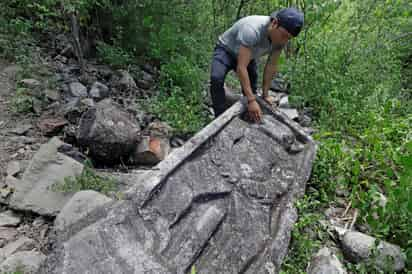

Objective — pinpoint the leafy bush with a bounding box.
[10,88,33,113]
[150,55,209,134]
[96,41,133,69]
[52,161,117,196]
[282,0,412,270]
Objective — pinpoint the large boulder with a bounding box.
[40,101,317,274]
[55,190,112,232]
[0,237,36,263]
[0,251,46,274]
[340,231,405,272]
[7,137,84,216]
[89,81,110,101]
[67,82,88,98]
[77,99,141,164]
[307,247,347,274]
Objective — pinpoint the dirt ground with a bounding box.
[0,61,46,183]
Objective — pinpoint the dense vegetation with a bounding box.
[1,0,411,272]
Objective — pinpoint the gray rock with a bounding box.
[298,114,312,127]
[341,231,405,272]
[20,79,41,89]
[117,70,137,90]
[9,124,32,135]
[0,227,18,245]
[270,75,289,93]
[279,108,299,120]
[278,96,289,108]
[44,89,60,102]
[0,251,46,274]
[170,136,185,148]
[37,116,68,136]
[55,190,112,232]
[6,161,20,177]
[60,98,87,124]
[77,99,140,164]
[8,137,84,216]
[136,71,154,89]
[0,237,36,263]
[40,101,317,273]
[0,211,21,227]
[307,247,347,274]
[32,97,43,114]
[89,81,110,101]
[4,175,19,189]
[145,121,173,138]
[68,82,88,98]
[133,136,170,165]
[81,98,95,108]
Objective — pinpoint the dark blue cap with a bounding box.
[271,8,304,37]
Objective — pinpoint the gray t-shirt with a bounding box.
[218,15,282,60]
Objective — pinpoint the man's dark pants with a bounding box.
[210,44,258,117]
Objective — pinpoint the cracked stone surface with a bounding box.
[40,103,316,274]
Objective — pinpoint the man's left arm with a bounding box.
[262,49,282,100]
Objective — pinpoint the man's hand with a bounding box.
[247,99,262,123]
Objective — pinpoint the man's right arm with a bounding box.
[237,45,255,101]
[237,45,262,122]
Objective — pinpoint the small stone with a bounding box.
[60,98,86,124]
[0,251,46,273]
[278,96,289,108]
[288,142,305,153]
[40,227,48,240]
[142,63,156,75]
[5,175,19,188]
[307,247,347,274]
[374,192,387,208]
[54,55,68,64]
[279,108,299,120]
[6,161,20,177]
[270,76,289,93]
[117,70,137,90]
[0,237,36,262]
[303,127,316,135]
[136,71,153,89]
[0,188,12,199]
[8,136,36,144]
[20,79,41,89]
[0,211,21,227]
[298,114,312,127]
[44,89,60,102]
[81,98,95,108]
[133,136,170,165]
[68,82,88,98]
[0,227,18,243]
[89,81,110,101]
[17,148,25,154]
[32,217,45,228]
[145,121,173,138]
[171,136,185,148]
[32,98,43,114]
[9,124,32,135]
[37,116,68,136]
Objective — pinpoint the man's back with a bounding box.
[218,15,272,60]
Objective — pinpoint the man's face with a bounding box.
[268,21,292,47]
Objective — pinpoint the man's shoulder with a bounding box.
[239,15,270,24]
